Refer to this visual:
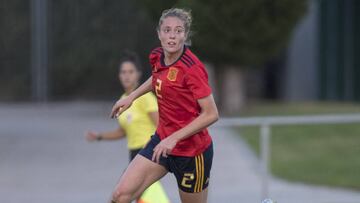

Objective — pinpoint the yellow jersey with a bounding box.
[117,92,158,150]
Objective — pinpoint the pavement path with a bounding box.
[1,102,360,203]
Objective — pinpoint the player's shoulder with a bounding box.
[149,47,163,64]
[180,47,203,69]
[150,47,164,56]
[138,92,156,103]
[149,47,164,59]
[140,92,156,100]
[180,48,209,79]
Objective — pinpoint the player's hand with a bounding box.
[110,97,133,118]
[85,131,99,142]
[152,136,178,163]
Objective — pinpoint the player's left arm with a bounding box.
[152,94,218,163]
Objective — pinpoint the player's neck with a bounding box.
[164,46,184,66]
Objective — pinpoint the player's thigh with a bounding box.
[179,188,208,203]
[113,154,168,198]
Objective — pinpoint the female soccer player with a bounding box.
[85,52,158,161]
[110,8,219,203]
[85,52,169,203]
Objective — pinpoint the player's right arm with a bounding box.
[110,76,153,118]
[85,127,125,142]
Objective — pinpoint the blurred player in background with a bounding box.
[110,8,219,203]
[85,51,170,203]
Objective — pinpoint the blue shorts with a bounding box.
[139,134,214,193]
[129,148,142,162]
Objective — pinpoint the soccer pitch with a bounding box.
[237,102,360,190]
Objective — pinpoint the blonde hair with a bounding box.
[157,8,192,45]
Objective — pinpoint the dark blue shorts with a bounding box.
[129,148,142,162]
[139,134,214,193]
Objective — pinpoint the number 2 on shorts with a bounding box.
[181,173,194,188]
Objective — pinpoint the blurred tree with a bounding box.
[186,0,307,65]
[135,0,177,21]
[0,0,307,103]
[50,0,158,100]
[137,0,307,113]
[189,0,307,113]
[0,0,160,101]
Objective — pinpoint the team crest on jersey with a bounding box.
[167,67,178,81]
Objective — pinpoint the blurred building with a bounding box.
[284,0,360,101]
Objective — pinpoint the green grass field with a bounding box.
[235,102,360,190]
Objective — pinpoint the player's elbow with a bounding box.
[207,108,219,124]
[212,109,219,123]
[199,96,219,124]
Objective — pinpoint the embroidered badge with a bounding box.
[167,67,178,81]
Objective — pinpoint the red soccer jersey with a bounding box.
[149,46,212,157]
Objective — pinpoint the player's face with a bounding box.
[119,62,140,90]
[158,16,186,54]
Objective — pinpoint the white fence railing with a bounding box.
[215,114,360,199]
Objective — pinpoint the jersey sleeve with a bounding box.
[139,92,158,113]
[185,64,212,100]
